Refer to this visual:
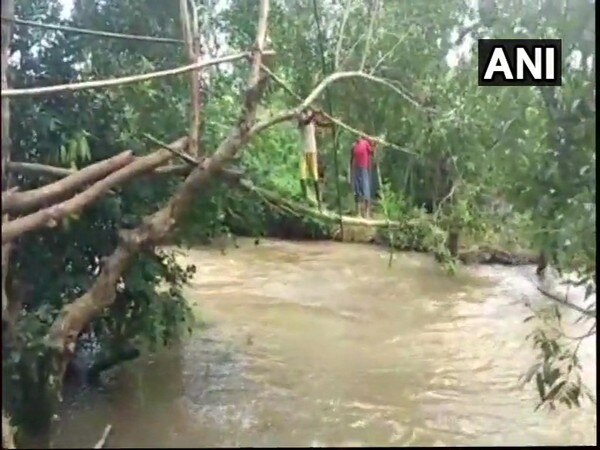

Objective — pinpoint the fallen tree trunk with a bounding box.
[45,0,272,386]
[2,151,135,214]
[6,160,190,178]
[238,179,408,228]
[457,245,538,265]
[2,140,187,244]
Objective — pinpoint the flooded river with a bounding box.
[50,239,596,447]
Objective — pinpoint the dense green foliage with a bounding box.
[1,0,595,443]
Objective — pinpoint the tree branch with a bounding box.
[369,30,409,74]
[302,70,425,112]
[6,159,191,178]
[2,151,135,214]
[334,0,355,70]
[359,0,379,71]
[537,285,596,318]
[259,64,416,155]
[44,0,272,387]
[339,35,366,70]
[2,139,187,244]
[6,161,74,177]
[2,51,274,98]
[142,133,198,166]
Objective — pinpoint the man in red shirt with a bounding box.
[349,136,375,218]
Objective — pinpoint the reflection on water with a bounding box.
[51,239,596,447]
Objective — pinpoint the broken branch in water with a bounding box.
[94,424,112,449]
[536,285,596,318]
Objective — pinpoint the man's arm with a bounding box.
[313,111,333,128]
[298,110,312,126]
[348,146,354,184]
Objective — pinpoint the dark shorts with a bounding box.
[352,167,371,201]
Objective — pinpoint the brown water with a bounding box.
[50,239,596,447]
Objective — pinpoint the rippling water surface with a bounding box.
[51,239,596,447]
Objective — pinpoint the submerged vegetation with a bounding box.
[1,0,595,446]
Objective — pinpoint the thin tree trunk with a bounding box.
[447,229,459,258]
[2,410,16,449]
[1,19,18,450]
[1,0,16,333]
[179,0,202,157]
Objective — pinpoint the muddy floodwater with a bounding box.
[49,239,596,447]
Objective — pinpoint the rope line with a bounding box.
[1,16,184,44]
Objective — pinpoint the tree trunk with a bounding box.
[536,250,548,277]
[447,229,459,258]
[2,410,16,449]
[1,0,18,354]
[1,0,15,188]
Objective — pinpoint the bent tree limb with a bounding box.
[45,0,272,385]
[537,285,596,318]
[259,63,416,155]
[1,140,187,244]
[2,151,135,214]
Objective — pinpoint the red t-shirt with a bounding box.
[352,139,374,169]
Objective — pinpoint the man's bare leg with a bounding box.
[312,180,322,211]
[300,179,308,199]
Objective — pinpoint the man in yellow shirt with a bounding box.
[297,108,330,210]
